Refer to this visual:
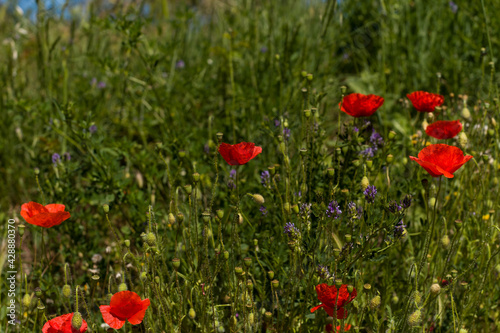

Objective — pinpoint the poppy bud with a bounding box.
[441,235,450,248]
[177,213,184,223]
[327,168,335,177]
[34,168,40,175]
[223,251,229,260]
[284,202,291,213]
[103,204,109,213]
[388,130,396,140]
[363,284,371,291]
[279,141,285,154]
[421,178,429,190]
[118,283,128,292]
[230,315,238,327]
[275,54,280,60]
[268,271,274,279]
[335,279,342,287]
[189,308,196,319]
[408,309,421,326]
[248,312,255,324]
[459,329,468,333]
[253,194,265,205]
[422,119,429,130]
[345,234,352,242]
[238,213,243,224]
[392,294,399,303]
[168,213,176,224]
[140,272,148,282]
[386,154,394,164]
[429,197,436,208]
[300,183,307,194]
[35,287,42,298]
[361,176,370,191]
[243,257,252,268]
[216,132,223,142]
[292,204,299,214]
[347,285,354,293]
[461,107,471,119]
[235,267,243,275]
[62,285,72,298]
[369,295,381,309]
[72,312,83,330]
[216,210,224,219]
[366,160,373,168]
[301,70,307,77]
[342,146,349,155]
[146,233,156,246]
[414,291,422,305]
[172,258,180,269]
[193,172,200,182]
[271,279,279,288]
[340,86,347,94]
[18,224,25,237]
[184,184,192,195]
[352,159,361,167]
[430,283,441,295]
[124,239,130,248]
[307,73,313,81]
[22,294,32,307]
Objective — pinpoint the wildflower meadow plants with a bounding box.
[1,1,500,333]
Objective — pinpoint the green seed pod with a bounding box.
[71,311,83,330]
[386,154,394,164]
[118,283,128,292]
[124,239,130,248]
[414,291,422,305]
[459,329,468,333]
[184,184,192,195]
[306,73,313,81]
[388,130,396,140]
[429,197,436,208]
[62,285,72,298]
[271,279,279,288]
[268,271,275,279]
[327,168,335,177]
[352,159,361,167]
[168,213,176,224]
[340,86,347,94]
[18,224,25,237]
[347,285,354,293]
[103,204,109,213]
[140,272,148,282]
[345,234,352,242]
[216,210,224,219]
[408,309,421,326]
[146,233,156,246]
[253,194,265,205]
[178,150,186,158]
[363,284,371,291]
[189,308,196,319]
[441,235,450,248]
[361,176,370,191]
[22,294,32,307]
[369,295,381,309]
[223,251,229,260]
[292,205,299,214]
[366,160,373,168]
[335,279,342,287]
[243,257,252,268]
[192,172,200,182]
[172,258,180,269]
[247,280,254,290]
[284,202,291,213]
[235,267,243,275]
[248,312,255,324]
[35,287,43,298]
[202,212,211,223]
[177,213,185,223]
[34,168,40,175]
[392,294,399,303]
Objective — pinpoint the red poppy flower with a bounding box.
[340,93,384,117]
[407,91,444,112]
[20,202,71,228]
[311,284,357,319]
[326,324,352,332]
[100,291,150,329]
[218,142,262,165]
[410,144,473,178]
[425,120,462,139]
[42,313,87,333]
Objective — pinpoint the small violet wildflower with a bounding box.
[261,170,271,187]
[388,200,402,213]
[394,220,407,238]
[89,124,97,134]
[401,194,412,209]
[284,222,301,241]
[283,128,291,140]
[347,202,361,220]
[274,119,280,127]
[176,60,185,69]
[64,152,71,161]
[317,265,331,279]
[326,200,342,219]
[227,169,237,190]
[449,1,458,14]
[364,185,377,203]
[97,81,106,89]
[259,206,268,216]
[52,153,61,164]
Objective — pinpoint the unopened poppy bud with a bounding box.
[275,54,280,60]
[118,283,128,292]
[189,308,196,319]
[103,204,109,213]
[345,234,352,242]
[22,294,32,307]
[347,285,354,293]
[386,154,394,164]
[369,295,381,309]
[430,283,441,295]
[459,329,468,333]
[300,183,307,194]
[301,70,307,77]
[279,141,285,153]
[352,159,361,167]
[335,279,342,287]
[429,197,436,208]
[154,276,160,284]
[422,119,429,130]
[363,283,371,291]
[408,309,421,326]
[124,240,130,248]
[223,251,229,260]
[268,271,274,279]
[71,312,83,330]
[441,235,450,248]
[284,202,291,213]
[243,257,252,268]
[414,291,422,305]
[327,168,335,177]
[292,204,299,214]
[18,224,25,237]
[461,107,471,119]
[342,146,349,155]
[184,184,192,194]
[230,315,238,327]
[172,258,180,269]
[238,213,243,224]
[177,213,184,223]
[271,279,279,288]
[202,212,211,223]
[145,233,156,246]
[34,168,40,175]
[304,109,311,118]
[253,194,265,204]
[366,160,373,168]
[140,272,148,282]
[235,267,243,275]
[62,285,72,298]
[361,176,370,190]
[388,130,397,140]
[192,172,200,182]
[216,132,223,142]
[392,294,399,303]
[168,213,176,224]
[248,312,255,324]
[307,73,313,81]
[340,86,347,94]
[178,150,186,158]
[216,210,224,219]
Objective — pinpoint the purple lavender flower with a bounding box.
[347,202,361,219]
[283,128,291,140]
[364,185,377,203]
[300,203,312,217]
[317,265,331,279]
[261,170,271,187]
[64,152,71,161]
[284,222,300,240]
[326,200,342,219]
[89,124,97,134]
[449,1,458,13]
[176,60,185,69]
[259,206,268,216]
[401,194,412,209]
[230,169,236,178]
[394,220,407,238]
[359,147,376,157]
[227,169,237,189]
[52,153,61,164]
[274,119,280,127]
[388,200,402,213]
[370,129,384,146]
[353,127,359,133]
[97,81,106,89]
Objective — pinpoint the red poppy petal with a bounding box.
[425,120,462,139]
[311,304,325,313]
[110,291,145,320]
[21,202,47,220]
[234,142,256,165]
[45,204,67,213]
[341,93,384,117]
[407,91,444,112]
[26,211,71,228]
[127,299,150,325]
[251,146,263,160]
[409,156,442,177]
[435,165,454,178]
[100,305,125,329]
[336,307,348,319]
[218,143,238,165]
